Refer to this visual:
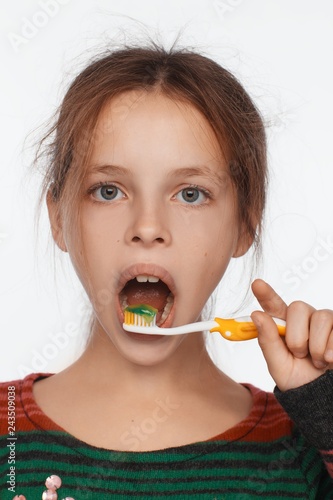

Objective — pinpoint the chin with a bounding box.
[115,331,186,367]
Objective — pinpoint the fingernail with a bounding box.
[252,315,262,329]
[325,350,333,362]
[314,360,328,369]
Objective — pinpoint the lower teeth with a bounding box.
[121,295,128,310]
[159,295,174,324]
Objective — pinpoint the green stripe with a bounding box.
[0,430,331,499]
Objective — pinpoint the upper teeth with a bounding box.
[136,275,160,283]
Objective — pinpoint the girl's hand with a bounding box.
[251,279,333,391]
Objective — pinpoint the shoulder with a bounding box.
[0,378,19,395]
[0,372,45,399]
[0,373,52,435]
[243,384,294,442]
[0,376,24,408]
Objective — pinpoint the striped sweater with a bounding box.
[0,372,332,499]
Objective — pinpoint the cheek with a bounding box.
[67,210,123,289]
[81,208,125,256]
[176,211,238,290]
[176,206,238,253]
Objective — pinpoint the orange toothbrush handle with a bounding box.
[210,317,286,341]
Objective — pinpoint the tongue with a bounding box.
[124,280,170,312]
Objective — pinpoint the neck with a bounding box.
[66,321,222,400]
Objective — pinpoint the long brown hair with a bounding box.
[37,42,267,255]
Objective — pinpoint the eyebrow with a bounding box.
[168,166,230,187]
[89,164,132,176]
[88,163,229,186]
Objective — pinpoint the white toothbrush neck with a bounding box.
[124,320,217,336]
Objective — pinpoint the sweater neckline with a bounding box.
[20,372,269,455]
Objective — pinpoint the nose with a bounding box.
[125,201,172,247]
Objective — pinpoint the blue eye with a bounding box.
[91,184,124,202]
[176,187,208,205]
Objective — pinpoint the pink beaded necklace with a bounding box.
[12,475,75,500]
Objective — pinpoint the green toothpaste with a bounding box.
[125,304,158,324]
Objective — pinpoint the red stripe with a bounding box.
[0,374,63,433]
[209,386,292,443]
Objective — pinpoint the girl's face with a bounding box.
[50,91,248,366]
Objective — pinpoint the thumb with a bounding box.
[251,310,291,384]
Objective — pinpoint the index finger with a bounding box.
[251,279,288,319]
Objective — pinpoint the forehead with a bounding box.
[90,90,225,165]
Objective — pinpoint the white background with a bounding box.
[0,0,332,390]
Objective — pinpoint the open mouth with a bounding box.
[119,275,174,326]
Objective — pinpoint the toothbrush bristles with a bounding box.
[124,311,156,327]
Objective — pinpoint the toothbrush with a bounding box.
[123,304,286,341]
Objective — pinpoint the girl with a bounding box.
[1,44,332,499]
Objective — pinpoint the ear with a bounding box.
[232,226,254,258]
[46,189,67,252]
